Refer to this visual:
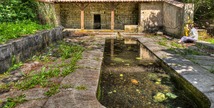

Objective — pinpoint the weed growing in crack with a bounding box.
[44,84,60,97]
[210,66,214,73]
[61,84,74,89]
[75,85,87,90]
[170,42,182,48]
[2,94,26,108]
[6,55,23,73]
[14,42,84,90]
[157,38,168,47]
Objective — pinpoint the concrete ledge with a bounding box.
[0,26,64,73]
[196,41,214,53]
[124,25,138,33]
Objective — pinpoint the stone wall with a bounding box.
[60,3,80,28]
[139,2,163,32]
[163,2,183,36]
[138,1,194,37]
[0,27,64,73]
[114,3,138,29]
[59,3,138,29]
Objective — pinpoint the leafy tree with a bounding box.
[179,0,214,23]
[0,0,37,22]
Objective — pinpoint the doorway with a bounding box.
[94,14,101,29]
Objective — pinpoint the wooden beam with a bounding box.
[81,9,84,30]
[80,3,84,30]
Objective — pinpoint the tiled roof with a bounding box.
[38,0,169,3]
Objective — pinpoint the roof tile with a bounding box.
[38,0,173,3]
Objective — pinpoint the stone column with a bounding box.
[111,9,114,30]
[111,39,114,58]
[182,3,194,36]
[140,44,151,60]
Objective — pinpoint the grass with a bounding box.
[0,20,52,44]
[44,84,60,97]
[157,38,168,46]
[2,95,26,108]
[198,32,214,44]
[14,42,84,90]
[206,38,214,44]
[75,85,87,90]
[210,66,214,73]
[0,83,11,93]
[61,84,74,89]
[6,55,23,73]
[170,41,182,48]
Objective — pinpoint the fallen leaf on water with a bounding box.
[124,63,129,66]
[153,92,167,102]
[136,57,142,60]
[131,79,138,85]
[120,74,123,77]
[166,92,178,99]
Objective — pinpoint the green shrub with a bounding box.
[0,0,37,22]
[0,20,52,44]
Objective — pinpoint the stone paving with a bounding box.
[0,32,214,108]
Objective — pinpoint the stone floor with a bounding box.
[0,32,214,108]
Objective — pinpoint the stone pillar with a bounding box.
[111,9,114,30]
[183,3,194,24]
[182,3,194,36]
[111,39,114,58]
[138,3,143,33]
[140,44,152,60]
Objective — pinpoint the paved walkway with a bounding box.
[0,32,214,108]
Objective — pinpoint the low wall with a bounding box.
[0,26,64,73]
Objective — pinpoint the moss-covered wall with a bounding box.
[37,2,58,27]
[59,3,138,29]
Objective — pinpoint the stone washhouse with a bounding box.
[37,0,194,36]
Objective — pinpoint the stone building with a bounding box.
[37,0,194,36]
